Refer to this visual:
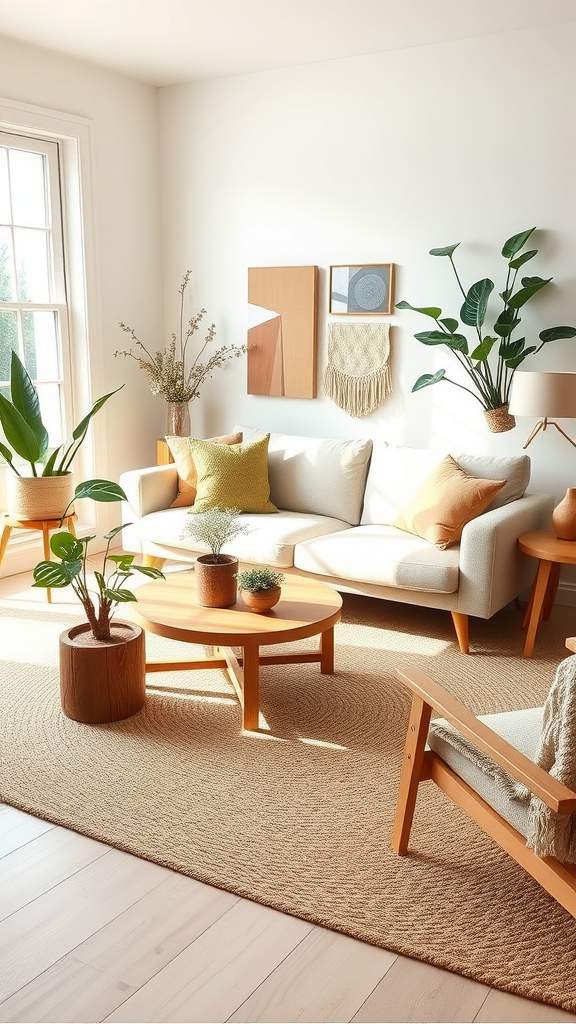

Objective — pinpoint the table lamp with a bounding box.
[509,371,576,449]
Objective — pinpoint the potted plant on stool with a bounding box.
[236,566,285,613]
[181,507,250,608]
[32,479,165,724]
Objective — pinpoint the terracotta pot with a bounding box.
[552,488,576,541]
[483,404,516,433]
[59,621,146,724]
[241,586,282,613]
[195,554,238,607]
[7,472,75,520]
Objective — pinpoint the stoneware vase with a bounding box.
[7,472,75,521]
[166,400,191,437]
[483,403,516,434]
[195,554,238,608]
[552,488,576,541]
[59,621,146,724]
[241,586,282,613]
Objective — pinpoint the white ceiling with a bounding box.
[0,0,574,87]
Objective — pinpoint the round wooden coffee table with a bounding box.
[518,529,576,657]
[131,570,343,731]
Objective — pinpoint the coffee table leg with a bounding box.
[242,644,260,731]
[320,625,334,673]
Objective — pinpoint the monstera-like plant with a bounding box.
[397,227,576,432]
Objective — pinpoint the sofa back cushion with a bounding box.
[361,441,530,526]
[234,425,373,525]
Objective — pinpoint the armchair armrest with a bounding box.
[119,464,179,518]
[397,666,576,814]
[457,492,554,618]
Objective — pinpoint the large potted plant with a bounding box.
[0,351,122,517]
[33,479,165,724]
[181,507,250,608]
[397,227,576,432]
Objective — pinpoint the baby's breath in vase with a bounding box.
[115,271,246,436]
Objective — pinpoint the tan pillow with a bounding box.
[167,431,243,508]
[394,454,506,550]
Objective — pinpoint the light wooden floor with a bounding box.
[2,566,576,1024]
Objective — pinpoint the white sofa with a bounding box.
[120,425,554,653]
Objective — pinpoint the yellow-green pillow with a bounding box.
[394,454,506,550]
[188,434,278,514]
[167,431,243,508]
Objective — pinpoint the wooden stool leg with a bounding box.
[67,515,77,537]
[42,521,52,604]
[0,523,12,571]
[523,559,553,658]
[391,694,432,855]
[543,563,561,620]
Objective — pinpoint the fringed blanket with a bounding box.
[324,323,392,417]
[430,654,576,863]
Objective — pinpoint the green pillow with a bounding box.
[188,434,278,514]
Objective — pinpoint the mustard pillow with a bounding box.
[166,431,243,508]
[394,455,506,550]
[188,434,278,515]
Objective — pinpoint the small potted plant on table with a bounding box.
[236,566,285,613]
[33,479,165,724]
[181,507,250,608]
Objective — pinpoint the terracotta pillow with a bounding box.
[166,431,243,508]
[393,454,506,550]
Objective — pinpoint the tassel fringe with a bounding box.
[324,364,392,418]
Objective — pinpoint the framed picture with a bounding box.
[329,263,394,315]
[247,266,318,398]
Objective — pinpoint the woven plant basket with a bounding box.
[483,403,516,433]
[7,473,75,520]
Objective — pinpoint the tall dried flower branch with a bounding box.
[115,272,246,402]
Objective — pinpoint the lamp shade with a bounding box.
[509,371,576,418]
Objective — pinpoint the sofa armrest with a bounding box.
[119,464,179,519]
[456,492,554,618]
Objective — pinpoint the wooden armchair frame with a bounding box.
[391,664,576,918]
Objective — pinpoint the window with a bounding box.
[0,131,70,457]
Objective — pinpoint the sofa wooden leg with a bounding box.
[391,693,432,855]
[451,612,469,654]
[143,554,166,570]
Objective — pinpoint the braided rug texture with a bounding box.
[2,593,576,1011]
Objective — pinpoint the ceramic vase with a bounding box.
[241,586,282,613]
[195,554,238,607]
[552,488,576,541]
[483,404,516,434]
[166,400,191,437]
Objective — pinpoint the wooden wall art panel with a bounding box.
[247,266,318,398]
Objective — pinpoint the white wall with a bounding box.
[159,21,576,514]
[0,34,163,572]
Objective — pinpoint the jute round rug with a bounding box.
[2,591,576,1012]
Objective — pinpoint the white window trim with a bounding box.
[0,98,106,579]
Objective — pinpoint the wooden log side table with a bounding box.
[518,529,576,658]
[0,513,77,603]
[130,569,343,732]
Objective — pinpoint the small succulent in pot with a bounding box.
[236,567,285,592]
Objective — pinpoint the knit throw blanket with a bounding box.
[324,323,392,418]
[430,654,576,863]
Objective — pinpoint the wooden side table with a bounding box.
[0,513,77,603]
[156,439,174,465]
[518,529,576,657]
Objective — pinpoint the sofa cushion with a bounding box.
[167,431,243,508]
[428,707,543,837]
[361,441,529,526]
[189,434,278,515]
[235,425,372,525]
[294,525,460,593]
[132,507,351,568]
[393,455,506,550]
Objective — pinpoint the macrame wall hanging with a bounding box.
[324,322,392,417]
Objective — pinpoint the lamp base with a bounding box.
[552,488,576,541]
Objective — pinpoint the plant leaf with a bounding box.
[439,318,459,333]
[429,243,460,257]
[104,587,137,603]
[70,385,124,444]
[471,336,497,361]
[41,447,62,476]
[415,330,468,353]
[538,326,576,344]
[460,279,494,329]
[509,249,537,270]
[9,352,49,461]
[505,353,531,370]
[412,370,446,392]
[508,278,551,309]
[50,531,85,561]
[131,564,165,579]
[94,570,107,595]
[104,524,128,541]
[396,300,442,318]
[0,393,42,466]
[499,338,526,359]
[32,559,81,587]
[0,440,17,469]
[501,227,536,259]
[107,554,135,569]
[73,478,128,503]
[493,309,521,338]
